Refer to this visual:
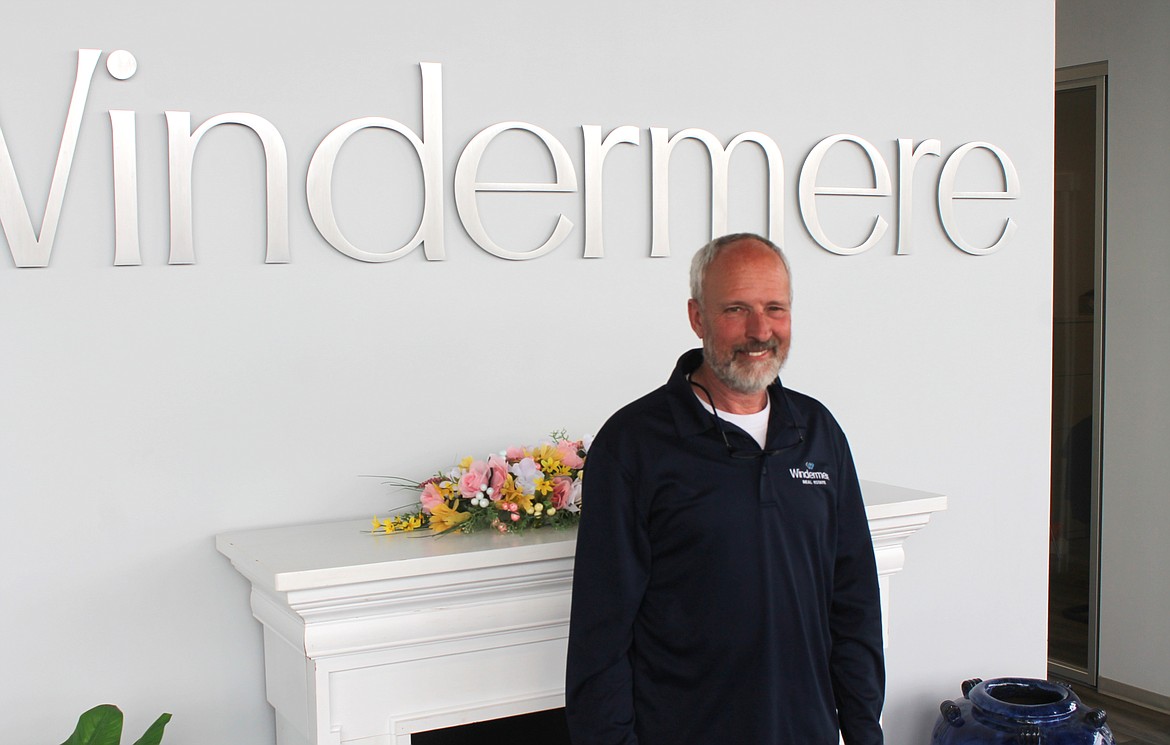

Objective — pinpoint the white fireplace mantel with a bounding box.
[216,481,945,745]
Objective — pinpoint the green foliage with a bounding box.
[60,705,171,745]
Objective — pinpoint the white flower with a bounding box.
[581,433,594,453]
[509,457,541,494]
[564,479,583,513]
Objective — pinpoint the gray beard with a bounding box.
[702,337,785,394]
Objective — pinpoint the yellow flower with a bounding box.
[510,494,535,513]
[373,512,430,534]
[499,475,534,513]
[458,455,474,469]
[531,444,571,477]
[547,461,571,476]
[429,502,472,533]
[535,476,554,496]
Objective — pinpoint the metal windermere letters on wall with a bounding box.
[0,50,1022,268]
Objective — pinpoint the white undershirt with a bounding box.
[694,394,770,448]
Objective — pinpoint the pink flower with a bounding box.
[551,476,574,510]
[459,460,489,499]
[420,482,443,514]
[556,440,584,469]
[486,454,510,501]
[505,446,526,461]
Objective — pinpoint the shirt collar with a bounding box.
[665,349,795,441]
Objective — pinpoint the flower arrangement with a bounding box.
[372,431,589,536]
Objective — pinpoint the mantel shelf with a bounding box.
[217,480,945,745]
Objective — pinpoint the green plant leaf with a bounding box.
[130,713,171,745]
[60,705,123,745]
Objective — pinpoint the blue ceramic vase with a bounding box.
[931,678,1114,744]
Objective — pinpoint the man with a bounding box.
[566,233,884,745]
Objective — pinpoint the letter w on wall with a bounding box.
[0,49,99,267]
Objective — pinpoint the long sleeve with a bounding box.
[828,441,886,745]
[565,433,651,745]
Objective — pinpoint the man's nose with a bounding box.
[746,311,772,340]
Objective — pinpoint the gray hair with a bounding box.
[689,232,792,305]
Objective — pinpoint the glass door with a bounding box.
[1049,63,1106,685]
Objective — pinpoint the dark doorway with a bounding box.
[1049,62,1106,686]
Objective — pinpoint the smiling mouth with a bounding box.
[736,343,777,360]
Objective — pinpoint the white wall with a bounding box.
[1057,0,1170,704]
[0,2,1055,743]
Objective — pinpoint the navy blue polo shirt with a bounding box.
[566,349,884,745]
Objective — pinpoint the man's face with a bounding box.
[687,240,791,394]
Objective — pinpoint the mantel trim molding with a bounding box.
[217,480,946,745]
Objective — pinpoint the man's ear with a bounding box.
[687,298,704,339]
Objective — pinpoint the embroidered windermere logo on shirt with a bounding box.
[789,461,830,485]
